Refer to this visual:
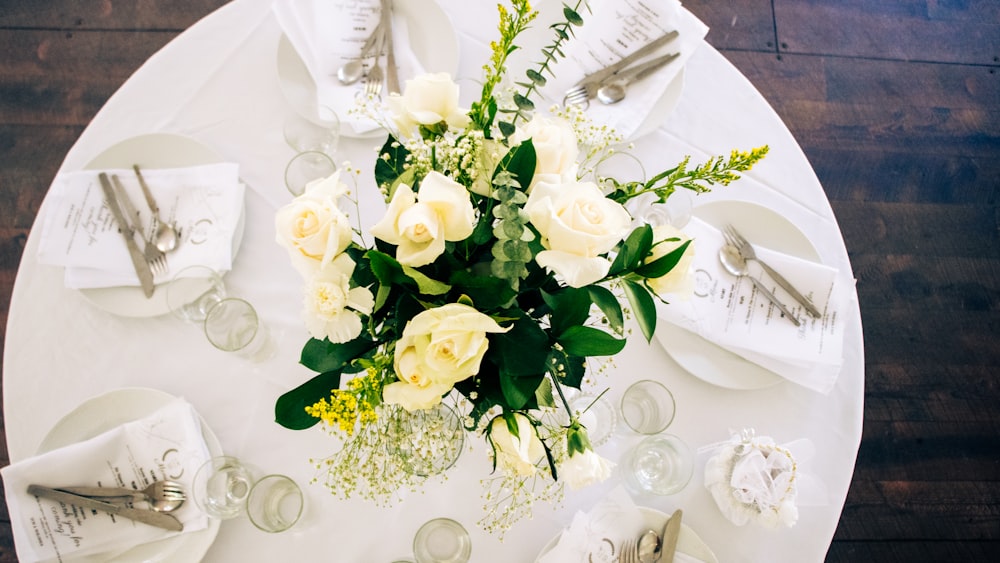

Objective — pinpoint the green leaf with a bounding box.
[588,285,624,334]
[274,371,342,430]
[541,287,591,336]
[401,264,451,295]
[495,139,536,191]
[635,239,692,279]
[367,250,408,287]
[513,93,535,111]
[489,314,550,378]
[622,279,657,342]
[449,270,518,311]
[556,325,626,356]
[374,135,409,190]
[526,69,546,86]
[563,6,584,25]
[300,336,375,373]
[498,121,516,138]
[609,225,654,276]
[534,376,556,408]
[500,372,544,410]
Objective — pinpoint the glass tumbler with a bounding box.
[621,433,694,496]
[413,518,471,563]
[620,379,676,434]
[191,456,255,519]
[284,151,337,197]
[203,297,274,362]
[164,265,226,323]
[246,474,304,533]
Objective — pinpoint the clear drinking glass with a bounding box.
[569,393,616,447]
[621,434,694,496]
[246,474,304,533]
[620,380,676,434]
[203,297,274,362]
[283,105,340,156]
[284,151,337,197]
[164,265,227,323]
[413,518,471,563]
[191,456,255,519]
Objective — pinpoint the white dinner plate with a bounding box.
[80,133,246,318]
[535,506,718,562]
[655,200,821,389]
[276,0,460,138]
[37,387,223,563]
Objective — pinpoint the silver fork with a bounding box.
[563,30,679,108]
[618,537,638,563]
[111,175,168,276]
[365,60,384,97]
[724,224,821,318]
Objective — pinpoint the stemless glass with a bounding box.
[412,518,471,563]
[621,433,694,496]
[246,474,304,533]
[284,151,337,197]
[569,393,616,447]
[283,105,340,156]
[164,265,227,323]
[191,456,255,519]
[203,297,274,362]
[620,379,676,434]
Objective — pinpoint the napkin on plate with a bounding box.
[1,398,212,563]
[273,0,425,135]
[538,487,707,563]
[36,163,245,289]
[538,0,708,139]
[655,217,849,393]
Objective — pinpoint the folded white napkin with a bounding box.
[539,0,708,139]
[274,0,425,135]
[538,488,706,563]
[655,217,848,393]
[1,399,212,563]
[36,163,245,289]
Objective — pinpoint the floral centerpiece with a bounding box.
[274,0,766,533]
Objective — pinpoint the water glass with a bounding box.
[284,151,337,197]
[413,518,471,563]
[621,434,694,496]
[203,297,274,362]
[164,265,226,323]
[246,474,304,533]
[191,456,255,519]
[283,105,340,155]
[620,380,676,434]
[386,403,465,477]
[569,393,616,447]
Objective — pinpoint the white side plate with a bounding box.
[656,200,820,389]
[80,133,245,318]
[37,387,223,563]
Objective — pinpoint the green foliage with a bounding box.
[275,370,343,430]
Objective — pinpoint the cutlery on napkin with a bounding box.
[655,217,849,393]
[37,163,244,289]
[1,399,211,563]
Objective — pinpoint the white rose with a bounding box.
[387,72,471,137]
[382,303,510,411]
[275,170,354,276]
[558,448,614,490]
[489,414,545,476]
[510,116,579,189]
[370,171,476,267]
[302,253,375,344]
[526,179,632,287]
[644,225,695,298]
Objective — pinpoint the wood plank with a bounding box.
[827,540,1000,562]
[837,480,1000,540]
[835,202,999,253]
[864,365,1000,424]
[0,0,229,30]
[773,0,1000,65]
[860,308,1000,366]
[854,422,1000,481]
[681,0,776,51]
[0,126,81,227]
[0,30,178,126]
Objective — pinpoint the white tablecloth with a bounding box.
[2,1,863,561]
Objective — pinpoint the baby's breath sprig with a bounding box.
[605,145,771,204]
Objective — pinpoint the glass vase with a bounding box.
[385,403,465,477]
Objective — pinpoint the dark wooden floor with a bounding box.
[1,1,998,561]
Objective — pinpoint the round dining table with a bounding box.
[2,0,864,561]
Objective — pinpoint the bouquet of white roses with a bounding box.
[273,0,766,531]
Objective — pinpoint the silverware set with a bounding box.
[617,509,683,563]
[718,224,822,326]
[98,165,179,297]
[336,0,399,97]
[564,30,680,109]
[28,480,187,531]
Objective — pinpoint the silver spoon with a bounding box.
[636,528,660,563]
[719,244,801,326]
[336,19,386,85]
[133,165,179,252]
[596,52,680,105]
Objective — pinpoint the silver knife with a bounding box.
[658,509,682,563]
[98,172,155,297]
[381,0,401,94]
[27,484,183,532]
[572,30,679,89]
[756,260,823,318]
